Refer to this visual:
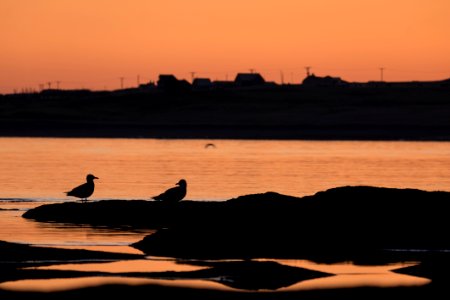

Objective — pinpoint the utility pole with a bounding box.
[47,82,52,89]
[119,77,124,89]
[379,67,385,82]
[190,72,196,83]
[280,71,284,84]
[305,66,311,77]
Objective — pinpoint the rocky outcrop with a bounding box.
[23,186,450,258]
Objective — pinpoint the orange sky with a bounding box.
[1,0,449,93]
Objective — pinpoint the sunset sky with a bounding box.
[1,0,449,93]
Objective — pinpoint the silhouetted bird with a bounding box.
[205,143,216,149]
[153,179,187,203]
[65,174,99,203]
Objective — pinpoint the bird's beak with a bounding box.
[94,176,99,179]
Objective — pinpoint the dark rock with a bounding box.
[23,186,450,259]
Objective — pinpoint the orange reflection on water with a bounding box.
[281,273,430,291]
[260,259,430,291]
[0,138,449,201]
[31,259,206,273]
[0,277,237,293]
[258,259,415,274]
[0,210,154,248]
[12,259,431,292]
[51,245,144,255]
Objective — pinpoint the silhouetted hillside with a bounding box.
[1,78,450,140]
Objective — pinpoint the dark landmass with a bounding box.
[1,76,450,140]
[24,186,450,260]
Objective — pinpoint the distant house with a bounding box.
[192,78,212,91]
[302,74,348,87]
[157,74,191,92]
[234,73,266,87]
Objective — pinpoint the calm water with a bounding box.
[0,137,447,291]
[0,137,449,201]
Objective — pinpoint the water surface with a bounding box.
[0,138,449,201]
[0,138,446,292]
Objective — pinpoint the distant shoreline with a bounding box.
[2,81,449,141]
[0,123,449,141]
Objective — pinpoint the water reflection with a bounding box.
[0,210,154,250]
[0,277,237,292]
[31,259,207,273]
[3,259,430,292]
[51,245,144,255]
[0,138,449,201]
[284,273,430,291]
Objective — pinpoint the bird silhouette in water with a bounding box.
[65,174,99,203]
[153,179,187,203]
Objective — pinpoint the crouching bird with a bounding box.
[65,174,99,203]
[153,179,187,203]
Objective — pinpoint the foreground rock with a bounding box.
[133,186,450,258]
[24,186,450,258]
[23,193,301,227]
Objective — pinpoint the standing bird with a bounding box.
[153,179,187,203]
[65,174,99,203]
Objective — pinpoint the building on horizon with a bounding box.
[157,74,191,92]
[192,78,213,91]
[301,74,348,87]
[234,73,266,87]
